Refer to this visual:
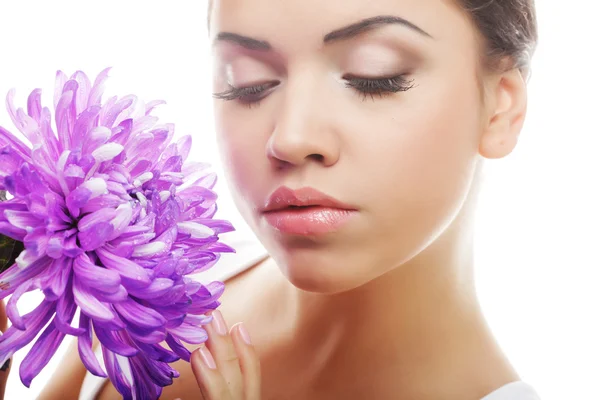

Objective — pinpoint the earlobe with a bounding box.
[479,68,528,160]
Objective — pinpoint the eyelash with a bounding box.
[213,75,415,106]
[213,82,278,106]
[345,75,415,100]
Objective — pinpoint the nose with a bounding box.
[266,79,340,170]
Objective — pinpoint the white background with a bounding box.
[0,1,598,399]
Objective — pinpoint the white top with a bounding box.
[79,230,541,400]
[481,381,541,399]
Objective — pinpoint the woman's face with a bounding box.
[210,0,488,293]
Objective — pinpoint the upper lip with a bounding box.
[262,186,355,212]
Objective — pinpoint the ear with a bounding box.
[479,68,528,159]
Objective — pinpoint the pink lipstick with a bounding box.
[261,186,357,236]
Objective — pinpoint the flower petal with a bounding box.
[92,143,124,163]
[72,70,92,116]
[0,300,55,367]
[176,135,192,162]
[55,286,85,336]
[63,234,84,258]
[0,127,31,161]
[131,241,167,259]
[129,159,152,179]
[95,247,151,288]
[71,105,101,151]
[45,257,72,299]
[94,323,138,357]
[55,89,75,150]
[78,222,114,251]
[90,284,128,303]
[77,313,107,377]
[72,276,116,322]
[145,284,186,306]
[127,326,167,345]
[65,180,107,218]
[3,210,40,231]
[165,334,191,362]
[0,221,26,242]
[108,203,134,240]
[176,221,214,239]
[114,299,166,330]
[168,322,208,344]
[102,347,134,399]
[20,320,67,388]
[138,342,179,364]
[88,67,111,107]
[6,281,34,330]
[126,278,173,300]
[130,352,177,388]
[73,253,121,293]
[0,255,51,300]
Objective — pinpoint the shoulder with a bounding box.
[217,256,284,326]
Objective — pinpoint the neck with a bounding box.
[281,199,519,398]
[291,206,479,352]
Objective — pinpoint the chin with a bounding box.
[285,269,364,294]
[268,244,377,294]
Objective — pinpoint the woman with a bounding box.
[36,0,540,398]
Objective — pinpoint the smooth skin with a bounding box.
[0,302,9,399]
[33,0,529,398]
[190,313,260,400]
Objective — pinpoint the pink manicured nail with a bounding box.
[211,310,227,336]
[237,323,252,345]
[199,346,216,369]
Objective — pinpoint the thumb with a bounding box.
[0,300,10,400]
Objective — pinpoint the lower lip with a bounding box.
[263,207,356,236]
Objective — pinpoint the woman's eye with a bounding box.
[213,81,279,106]
[212,75,414,106]
[344,75,415,99]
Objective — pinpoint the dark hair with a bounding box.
[207,0,538,75]
[458,0,538,76]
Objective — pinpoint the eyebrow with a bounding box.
[214,15,432,51]
[214,32,271,51]
[324,15,432,43]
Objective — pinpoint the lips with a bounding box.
[262,186,355,213]
[261,186,357,236]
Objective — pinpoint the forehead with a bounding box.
[209,0,475,52]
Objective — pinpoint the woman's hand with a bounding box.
[0,300,10,400]
[191,310,261,400]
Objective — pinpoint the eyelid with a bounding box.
[216,53,283,89]
[343,73,404,80]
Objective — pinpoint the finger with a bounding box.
[0,358,9,400]
[0,300,9,400]
[191,345,232,400]
[0,300,6,332]
[230,323,261,400]
[204,310,244,397]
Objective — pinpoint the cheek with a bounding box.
[353,77,482,261]
[214,105,270,212]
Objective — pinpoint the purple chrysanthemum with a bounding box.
[0,68,234,399]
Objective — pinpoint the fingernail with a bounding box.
[198,346,217,369]
[237,323,252,345]
[211,310,227,336]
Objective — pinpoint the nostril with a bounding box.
[308,154,325,163]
